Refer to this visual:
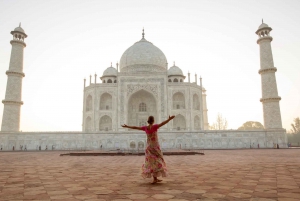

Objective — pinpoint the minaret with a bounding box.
[1,24,27,131]
[256,21,282,129]
[201,77,209,130]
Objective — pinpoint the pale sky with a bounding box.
[0,0,299,132]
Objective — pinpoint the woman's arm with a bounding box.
[158,115,175,128]
[121,124,143,130]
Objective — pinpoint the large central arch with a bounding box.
[127,90,157,127]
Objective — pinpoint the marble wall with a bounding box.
[0,129,287,151]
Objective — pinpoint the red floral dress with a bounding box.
[141,124,167,178]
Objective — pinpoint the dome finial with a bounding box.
[262,18,263,23]
[142,27,145,39]
[110,62,112,67]
[19,22,21,27]
[173,61,175,66]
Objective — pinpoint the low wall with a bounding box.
[0,129,287,151]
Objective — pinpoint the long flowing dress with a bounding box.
[141,124,168,178]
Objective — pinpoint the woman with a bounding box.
[122,115,175,184]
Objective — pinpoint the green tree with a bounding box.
[210,113,228,130]
[290,117,300,134]
[287,117,300,145]
[238,121,264,130]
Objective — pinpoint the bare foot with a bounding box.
[151,180,157,184]
[151,179,162,184]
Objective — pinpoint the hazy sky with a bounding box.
[0,0,299,131]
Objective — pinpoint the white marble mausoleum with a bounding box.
[83,30,208,133]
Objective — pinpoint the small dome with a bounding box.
[14,26,25,33]
[102,67,117,77]
[258,23,269,29]
[168,65,183,76]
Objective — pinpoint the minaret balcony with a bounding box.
[2,99,23,105]
[10,40,26,47]
[260,96,281,103]
[258,67,277,74]
[257,36,273,44]
[6,70,25,77]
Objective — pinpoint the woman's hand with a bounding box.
[168,115,175,120]
[121,124,128,128]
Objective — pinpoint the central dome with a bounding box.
[119,37,167,73]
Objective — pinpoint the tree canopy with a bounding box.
[238,121,264,130]
[287,117,300,144]
[290,117,300,134]
[210,113,228,130]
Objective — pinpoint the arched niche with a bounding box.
[107,79,112,83]
[138,141,144,149]
[194,115,200,130]
[173,114,186,130]
[130,141,136,149]
[99,115,112,131]
[100,93,112,110]
[168,79,172,82]
[86,95,93,111]
[127,90,157,127]
[193,94,200,110]
[85,116,92,132]
[173,92,185,109]
[174,78,178,82]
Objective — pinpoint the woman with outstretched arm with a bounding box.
[122,115,175,184]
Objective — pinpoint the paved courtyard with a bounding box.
[0,149,299,201]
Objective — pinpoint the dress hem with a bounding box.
[141,170,168,178]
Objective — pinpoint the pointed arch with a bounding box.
[173,92,185,109]
[130,141,136,149]
[99,115,112,131]
[100,93,112,110]
[107,79,112,83]
[138,141,145,149]
[128,90,157,127]
[174,78,178,82]
[173,114,186,130]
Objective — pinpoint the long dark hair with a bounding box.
[147,116,154,125]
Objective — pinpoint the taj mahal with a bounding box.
[0,22,287,150]
[83,29,208,133]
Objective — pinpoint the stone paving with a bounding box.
[0,149,300,201]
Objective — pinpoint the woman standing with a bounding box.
[122,115,175,184]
